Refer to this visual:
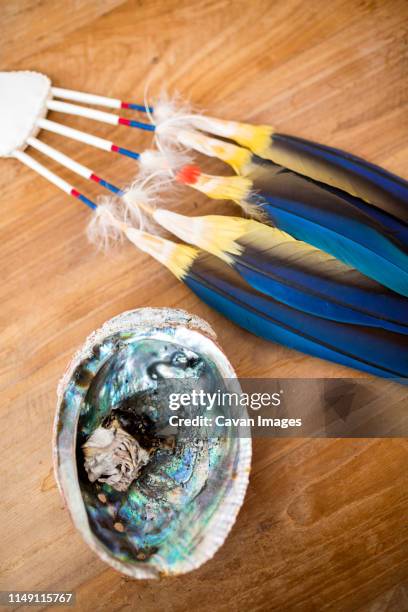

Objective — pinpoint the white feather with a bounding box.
[87,198,124,251]
[138,147,192,178]
[153,91,194,128]
[152,92,206,157]
[122,174,168,232]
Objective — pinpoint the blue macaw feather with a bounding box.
[244,168,408,296]
[248,155,408,249]
[311,180,408,248]
[149,206,408,334]
[231,239,408,335]
[261,133,408,223]
[184,254,408,379]
[139,206,408,334]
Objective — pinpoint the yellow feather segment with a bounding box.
[190,115,275,159]
[175,166,267,221]
[150,211,374,291]
[176,130,253,174]
[232,123,275,159]
[152,210,252,263]
[124,228,198,280]
[192,172,253,202]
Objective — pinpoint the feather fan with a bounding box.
[164,113,408,223]
[88,205,408,380]
[173,129,408,246]
[175,165,408,297]
[123,201,408,335]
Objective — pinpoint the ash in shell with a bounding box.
[54,308,251,578]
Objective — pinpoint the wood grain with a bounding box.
[0,1,407,610]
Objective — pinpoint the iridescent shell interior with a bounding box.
[54,308,251,578]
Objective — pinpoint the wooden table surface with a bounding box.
[1,1,407,610]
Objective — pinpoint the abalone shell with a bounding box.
[54,308,251,578]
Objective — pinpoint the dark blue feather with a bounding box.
[232,241,408,335]
[246,155,408,250]
[245,169,408,296]
[312,180,408,247]
[185,254,408,379]
[267,133,408,223]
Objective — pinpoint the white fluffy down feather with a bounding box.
[86,198,124,251]
[150,93,204,162]
[138,148,192,178]
[122,174,168,232]
[151,91,194,129]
